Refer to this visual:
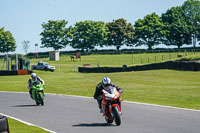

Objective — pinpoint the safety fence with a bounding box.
[21,48,200,58]
[0,48,200,71]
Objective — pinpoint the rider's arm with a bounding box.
[111,82,123,93]
[27,79,31,89]
[93,83,102,99]
[111,82,118,89]
[37,77,45,85]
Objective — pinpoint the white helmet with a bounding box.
[31,73,37,81]
[102,77,111,87]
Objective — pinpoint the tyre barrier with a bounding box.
[0,70,32,76]
[17,69,29,75]
[0,70,18,76]
[0,115,9,133]
[78,61,200,73]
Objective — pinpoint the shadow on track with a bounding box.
[72,123,114,127]
[11,104,38,107]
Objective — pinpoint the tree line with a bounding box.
[0,0,199,53]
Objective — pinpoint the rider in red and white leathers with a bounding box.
[93,77,123,113]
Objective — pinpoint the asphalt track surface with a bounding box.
[0,92,200,133]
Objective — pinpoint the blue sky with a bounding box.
[0,0,186,54]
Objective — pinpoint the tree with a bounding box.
[196,15,200,44]
[182,0,200,47]
[0,28,16,53]
[40,20,69,50]
[70,20,109,51]
[134,13,165,50]
[22,40,30,54]
[106,18,134,51]
[162,6,191,49]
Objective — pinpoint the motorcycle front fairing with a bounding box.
[32,82,45,100]
[102,88,121,107]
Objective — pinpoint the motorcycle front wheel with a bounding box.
[38,94,44,106]
[113,106,121,126]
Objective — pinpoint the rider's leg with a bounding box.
[29,88,33,99]
[97,98,103,113]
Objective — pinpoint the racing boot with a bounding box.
[29,89,33,99]
[97,99,103,113]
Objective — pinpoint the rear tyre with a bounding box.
[0,115,8,132]
[38,94,44,106]
[36,101,40,106]
[105,117,113,124]
[113,106,121,126]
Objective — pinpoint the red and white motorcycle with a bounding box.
[101,86,122,126]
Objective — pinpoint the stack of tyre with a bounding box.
[0,115,9,133]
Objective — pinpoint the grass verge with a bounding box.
[8,118,49,133]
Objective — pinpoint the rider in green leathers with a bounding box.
[27,73,44,99]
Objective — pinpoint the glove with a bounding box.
[27,85,30,89]
[119,88,123,94]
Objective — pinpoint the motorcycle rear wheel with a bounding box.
[36,101,40,106]
[113,106,121,126]
[105,116,113,124]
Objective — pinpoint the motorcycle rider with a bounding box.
[94,77,123,113]
[27,73,44,99]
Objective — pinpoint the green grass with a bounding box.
[0,52,200,132]
[8,118,49,133]
[0,69,200,110]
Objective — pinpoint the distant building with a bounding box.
[49,51,59,61]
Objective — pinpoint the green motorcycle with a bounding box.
[32,81,45,106]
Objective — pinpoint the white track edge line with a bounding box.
[47,93,200,112]
[0,112,56,133]
[1,91,200,113]
[123,101,200,112]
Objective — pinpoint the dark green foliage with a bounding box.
[69,20,109,51]
[134,13,165,50]
[40,20,70,50]
[106,18,134,51]
[182,0,200,47]
[0,28,16,53]
[197,15,200,44]
[162,6,191,49]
